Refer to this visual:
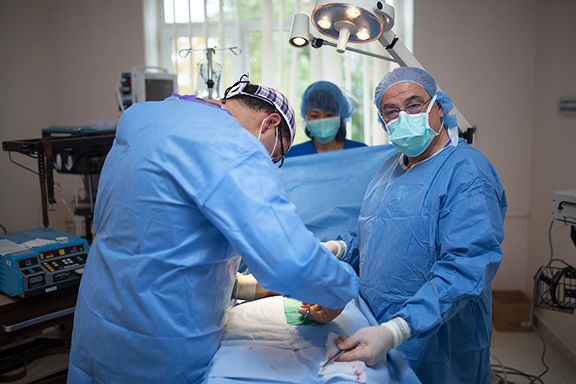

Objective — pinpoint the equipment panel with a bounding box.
[0,228,89,298]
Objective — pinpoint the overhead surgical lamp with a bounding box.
[289,0,476,144]
[311,0,394,52]
[289,13,396,62]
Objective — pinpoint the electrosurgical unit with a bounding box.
[0,228,89,298]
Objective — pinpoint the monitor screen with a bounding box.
[145,78,175,101]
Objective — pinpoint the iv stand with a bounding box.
[179,46,242,100]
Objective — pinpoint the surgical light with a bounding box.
[346,6,362,18]
[289,13,312,47]
[311,0,396,53]
[289,12,397,62]
[317,16,332,30]
[291,37,308,47]
[356,27,370,41]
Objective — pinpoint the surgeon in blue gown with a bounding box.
[286,81,366,157]
[300,67,507,384]
[67,75,359,384]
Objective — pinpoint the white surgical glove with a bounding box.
[380,317,411,349]
[320,240,347,260]
[335,317,410,366]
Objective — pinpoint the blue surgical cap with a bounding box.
[301,81,356,140]
[373,67,458,130]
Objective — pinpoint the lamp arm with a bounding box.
[312,38,397,63]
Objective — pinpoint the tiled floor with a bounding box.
[490,328,576,384]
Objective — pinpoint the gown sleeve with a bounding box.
[199,151,359,310]
[336,230,361,269]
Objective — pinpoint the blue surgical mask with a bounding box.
[306,116,340,144]
[386,94,439,157]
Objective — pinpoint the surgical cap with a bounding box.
[223,74,297,145]
[373,67,458,130]
[300,81,356,140]
[300,81,356,122]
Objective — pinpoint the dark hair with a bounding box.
[228,86,291,142]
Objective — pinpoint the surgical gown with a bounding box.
[339,138,506,384]
[67,96,359,383]
[285,138,366,157]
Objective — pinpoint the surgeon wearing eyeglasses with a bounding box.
[301,67,507,384]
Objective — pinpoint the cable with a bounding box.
[33,182,78,236]
[490,365,545,383]
[0,224,7,234]
[489,221,557,384]
[54,183,77,236]
[490,354,507,384]
[525,221,556,383]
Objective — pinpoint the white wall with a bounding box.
[0,0,145,234]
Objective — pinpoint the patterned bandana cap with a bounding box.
[222,74,296,145]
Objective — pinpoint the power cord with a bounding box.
[489,221,560,384]
[490,362,545,384]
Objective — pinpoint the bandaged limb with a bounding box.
[232,272,257,300]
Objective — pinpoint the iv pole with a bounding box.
[179,46,242,100]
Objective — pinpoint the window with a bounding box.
[144,0,413,145]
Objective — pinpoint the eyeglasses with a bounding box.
[380,96,434,122]
[271,126,286,168]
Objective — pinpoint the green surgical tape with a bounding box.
[283,297,321,326]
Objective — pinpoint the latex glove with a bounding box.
[320,240,347,260]
[334,318,410,366]
[297,303,344,323]
[334,326,394,366]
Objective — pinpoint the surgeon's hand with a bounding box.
[334,325,394,366]
[320,240,347,260]
[297,303,344,323]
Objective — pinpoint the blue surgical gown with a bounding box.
[285,138,367,157]
[339,139,506,384]
[67,96,359,384]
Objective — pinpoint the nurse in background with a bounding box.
[286,81,367,157]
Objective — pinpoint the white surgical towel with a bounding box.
[318,332,367,383]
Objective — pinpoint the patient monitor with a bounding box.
[118,66,177,111]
